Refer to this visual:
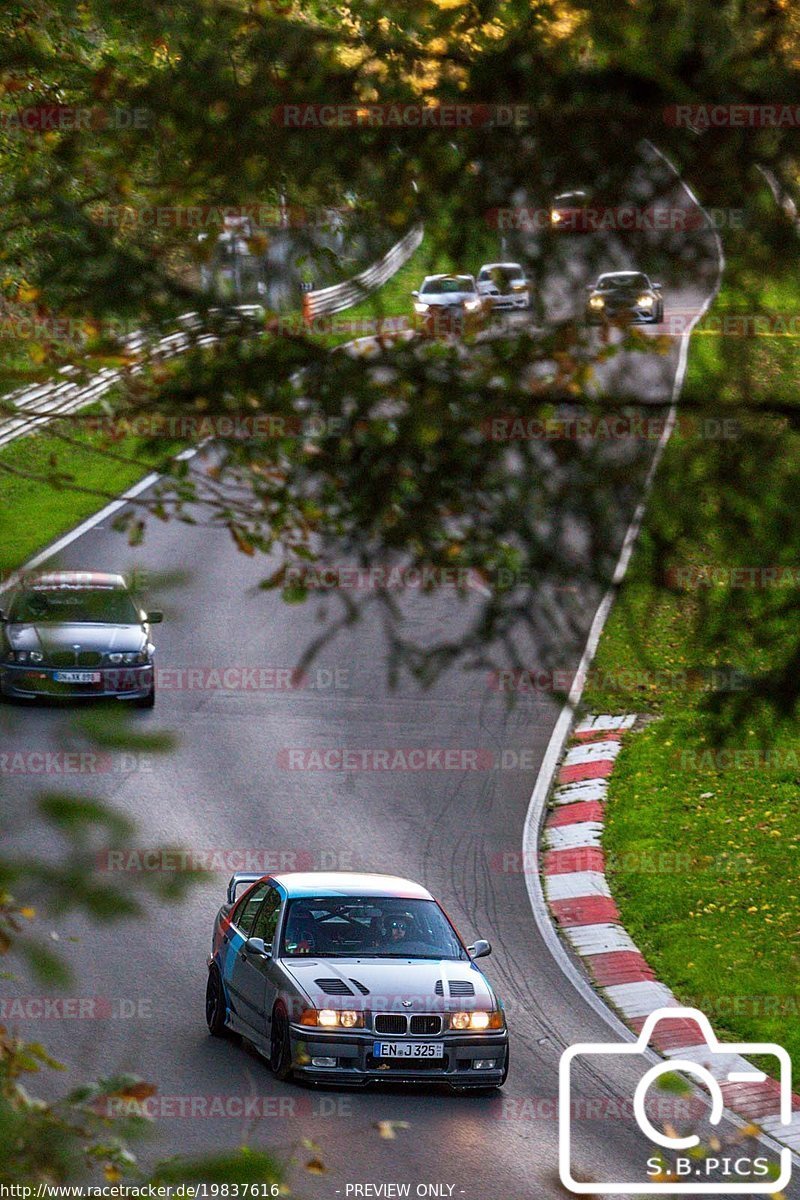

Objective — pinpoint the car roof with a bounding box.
[598,271,646,280]
[270,871,435,900]
[24,571,128,590]
[421,274,475,284]
[478,262,524,271]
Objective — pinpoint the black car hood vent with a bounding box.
[436,978,476,997]
[315,978,354,996]
[349,978,370,995]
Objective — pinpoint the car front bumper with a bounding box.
[288,1024,508,1086]
[587,303,659,324]
[1,663,153,701]
[487,293,529,310]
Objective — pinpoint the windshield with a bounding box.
[281,896,468,960]
[9,588,140,625]
[598,273,649,290]
[421,277,474,295]
[478,266,524,283]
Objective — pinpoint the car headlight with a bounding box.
[463,298,481,312]
[450,1010,503,1031]
[637,294,654,306]
[106,650,148,666]
[8,650,43,664]
[589,295,605,309]
[413,301,430,314]
[550,210,561,224]
[299,1008,364,1028]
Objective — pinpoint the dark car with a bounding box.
[585,271,664,325]
[206,871,509,1091]
[550,190,591,233]
[0,571,162,706]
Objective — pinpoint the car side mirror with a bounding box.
[652,283,663,289]
[467,939,491,959]
[146,610,163,624]
[411,290,419,298]
[244,937,271,958]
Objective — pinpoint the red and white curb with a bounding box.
[542,713,800,1155]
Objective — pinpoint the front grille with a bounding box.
[374,1014,407,1035]
[48,650,103,668]
[410,1015,441,1035]
[315,978,354,996]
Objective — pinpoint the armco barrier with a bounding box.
[302,224,424,322]
[0,225,424,452]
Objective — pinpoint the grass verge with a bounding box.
[0,412,183,575]
[582,236,800,1070]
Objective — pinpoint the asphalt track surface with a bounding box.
[3,151,793,1199]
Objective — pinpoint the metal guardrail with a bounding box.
[0,227,424,452]
[302,225,424,321]
[0,306,263,452]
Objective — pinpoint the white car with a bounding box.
[411,274,489,334]
[476,262,530,310]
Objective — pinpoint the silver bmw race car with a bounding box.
[206,871,509,1090]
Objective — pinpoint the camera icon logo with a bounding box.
[559,1007,792,1194]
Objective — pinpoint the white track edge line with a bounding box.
[522,147,798,1164]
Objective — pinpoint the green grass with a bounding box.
[582,244,800,1070]
[0,412,182,574]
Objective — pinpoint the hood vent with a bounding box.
[314,978,354,996]
[436,979,476,997]
[349,978,370,995]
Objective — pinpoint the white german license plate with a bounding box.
[373,1041,444,1059]
[54,671,101,683]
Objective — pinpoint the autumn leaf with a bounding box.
[374,1120,410,1139]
